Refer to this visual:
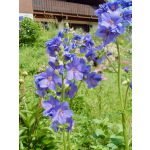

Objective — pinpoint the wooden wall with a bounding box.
[19,0,33,13]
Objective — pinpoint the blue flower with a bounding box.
[107,51,112,56]
[107,1,122,13]
[83,33,91,41]
[79,44,89,54]
[95,25,116,45]
[59,65,65,75]
[123,10,132,26]
[117,0,132,9]
[42,95,60,116]
[85,38,95,47]
[71,40,78,49]
[65,117,75,133]
[58,30,64,38]
[50,121,59,132]
[37,67,62,91]
[124,67,130,73]
[95,55,106,65]
[95,3,108,18]
[45,36,61,57]
[85,72,102,89]
[64,52,76,61]
[34,74,48,98]
[64,28,70,32]
[35,83,47,98]
[66,57,86,80]
[48,56,59,69]
[130,81,132,89]
[79,58,91,77]
[19,16,23,30]
[95,12,126,45]
[74,34,82,41]
[51,101,73,125]
[85,50,96,62]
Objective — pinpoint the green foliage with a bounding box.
[19,25,132,149]
[19,17,42,45]
[92,118,126,149]
[19,95,58,150]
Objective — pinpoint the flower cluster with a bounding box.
[95,0,132,46]
[34,24,112,132]
[42,95,74,132]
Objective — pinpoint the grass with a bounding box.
[19,28,132,149]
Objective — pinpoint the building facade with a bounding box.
[19,0,107,32]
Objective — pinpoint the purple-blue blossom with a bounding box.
[130,81,132,89]
[123,10,132,26]
[95,3,108,18]
[65,117,75,133]
[58,30,64,38]
[85,72,102,89]
[74,34,82,41]
[36,67,62,91]
[64,28,70,32]
[42,95,60,116]
[124,67,130,73]
[51,101,73,125]
[107,1,122,13]
[66,57,86,80]
[45,36,61,57]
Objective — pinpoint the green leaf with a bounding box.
[93,119,101,124]
[20,110,34,114]
[19,141,24,150]
[19,129,25,136]
[29,117,36,127]
[41,127,54,134]
[90,146,97,149]
[116,124,123,133]
[95,129,105,137]
[107,143,118,149]
[125,107,132,116]
[19,112,28,126]
[19,135,28,140]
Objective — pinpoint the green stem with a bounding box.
[124,84,130,110]
[62,75,67,150]
[116,39,129,150]
[62,75,65,102]
[104,54,118,73]
[68,133,71,150]
[63,127,67,150]
[121,41,132,55]
[70,79,84,109]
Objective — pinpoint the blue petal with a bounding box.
[67,70,74,80]
[74,72,83,80]
[46,67,54,76]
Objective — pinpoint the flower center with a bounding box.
[48,76,52,81]
[90,78,96,85]
[55,42,59,45]
[72,67,79,73]
[58,109,66,118]
[111,5,115,10]
[88,56,92,60]
[109,20,114,25]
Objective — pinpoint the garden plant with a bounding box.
[19,0,132,149]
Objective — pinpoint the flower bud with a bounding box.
[65,23,69,28]
[19,79,24,84]
[22,71,28,77]
[64,84,69,89]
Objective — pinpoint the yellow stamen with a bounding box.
[88,56,92,60]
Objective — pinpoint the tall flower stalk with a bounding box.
[116,39,129,150]
[61,75,67,150]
